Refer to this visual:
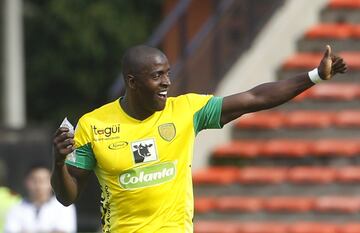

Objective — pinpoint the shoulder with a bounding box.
[168,93,213,105]
[78,99,119,124]
[170,93,216,112]
[7,199,31,215]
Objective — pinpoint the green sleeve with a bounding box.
[193,96,223,135]
[65,143,96,170]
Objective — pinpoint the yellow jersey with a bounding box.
[66,93,223,233]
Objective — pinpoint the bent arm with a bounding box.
[51,127,92,206]
[51,163,91,206]
[221,73,313,125]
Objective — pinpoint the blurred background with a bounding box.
[1,0,360,232]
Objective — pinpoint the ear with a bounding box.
[125,74,136,89]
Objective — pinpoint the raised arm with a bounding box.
[51,127,91,206]
[220,45,347,125]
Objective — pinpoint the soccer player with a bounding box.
[51,45,347,232]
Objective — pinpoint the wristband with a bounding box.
[308,68,323,84]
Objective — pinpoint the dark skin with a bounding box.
[51,45,347,206]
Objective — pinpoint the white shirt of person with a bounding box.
[4,196,76,233]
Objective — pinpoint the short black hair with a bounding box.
[25,161,50,177]
[121,44,165,77]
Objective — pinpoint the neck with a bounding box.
[120,94,153,120]
[29,196,51,208]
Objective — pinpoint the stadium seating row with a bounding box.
[294,83,360,101]
[214,139,360,158]
[195,221,360,233]
[195,196,360,213]
[193,166,360,184]
[329,0,360,9]
[194,1,360,232]
[306,23,360,39]
[236,110,360,129]
[283,52,360,70]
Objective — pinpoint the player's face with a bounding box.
[135,54,171,112]
[25,168,52,203]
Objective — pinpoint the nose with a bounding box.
[161,74,171,87]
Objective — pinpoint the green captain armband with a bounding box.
[65,143,96,170]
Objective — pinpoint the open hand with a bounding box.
[318,45,348,80]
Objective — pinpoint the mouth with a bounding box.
[157,90,168,100]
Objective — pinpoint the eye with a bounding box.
[152,73,161,79]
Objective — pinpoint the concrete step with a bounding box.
[320,8,360,24]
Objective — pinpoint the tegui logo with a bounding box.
[131,139,158,164]
[92,124,120,137]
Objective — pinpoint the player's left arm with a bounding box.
[220,45,347,126]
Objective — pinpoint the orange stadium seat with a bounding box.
[305,24,354,39]
[288,222,338,233]
[336,167,360,183]
[284,111,334,128]
[195,221,360,233]
[339,52,360,69]
[314,196,360,213]
[293,89,311,101]
[283,53,322,69]
[215,196,263,213]
[306,83,360,101]
[194,197,215,213]
[310,139,360,157]
[329,0,360,8]
[237,222,288,233]
[192,167,238,185]
[282,52,360,70]
[195,221,289,233]
[213,141,263,158]
[195,220,239,233]
[194,166,360,185]
[237,167,288,184]
[338,223,360,233]
[235,112,285,129]
[263,197,315,213]
[261,139,312,158]
[288,167,337,184]
[334,110,360,127]
[353,25,360,38]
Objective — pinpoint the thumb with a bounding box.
[324,45,331,58]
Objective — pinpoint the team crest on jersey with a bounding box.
[158,123,176,141]
[131,139,158,164]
